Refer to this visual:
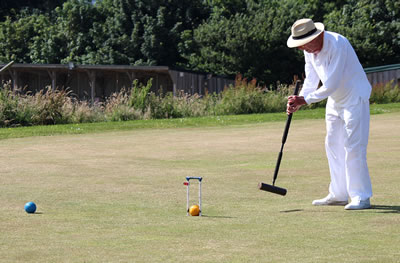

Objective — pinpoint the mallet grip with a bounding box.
[281,81,301,144]
[293,80,301,96]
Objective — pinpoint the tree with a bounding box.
[54,0,100,64]
[325,0,400,67]
[205,0,248,18]
[0,0,398,85]
[0,11,60,63]
[80,0,210,65]
[181,0,316,85]
[0,0,67,21]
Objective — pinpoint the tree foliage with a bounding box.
[0,0,398,85]
[0,0,67,21]
[325,0,400,67]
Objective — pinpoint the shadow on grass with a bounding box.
[279,206,400,214]
[26,212,43,215]
[280,209,304,213]
[370,205,400,214]
[201,215,236,219]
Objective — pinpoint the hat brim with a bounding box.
[287,22,325,48]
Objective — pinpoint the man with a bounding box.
[286,18,372,210]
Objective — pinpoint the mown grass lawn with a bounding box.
[0,105,399,262]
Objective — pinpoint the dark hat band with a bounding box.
[292,28,317,40]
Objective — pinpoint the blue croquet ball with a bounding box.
[24,202,37,214]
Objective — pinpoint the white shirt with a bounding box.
[300,31,371,107]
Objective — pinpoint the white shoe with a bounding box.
[344,198,371,210]
[312,194,348,206]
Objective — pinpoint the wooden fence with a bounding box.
[0,63,234,103]
[365,63,400,87]
[2,63,399,103]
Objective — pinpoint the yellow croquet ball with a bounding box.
[189,205,200,216]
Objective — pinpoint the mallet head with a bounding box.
[258,182,287,196]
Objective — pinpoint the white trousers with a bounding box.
[325,98,372,201]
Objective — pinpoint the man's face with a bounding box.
[297,32,324,54]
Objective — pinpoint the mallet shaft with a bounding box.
[259,80,302,196]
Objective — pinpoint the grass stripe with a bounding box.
[0,103,399,140]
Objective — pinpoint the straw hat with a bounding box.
[287,19,324,48]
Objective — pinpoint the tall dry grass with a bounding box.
[1,77,399,128]
[370,80,400,104]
